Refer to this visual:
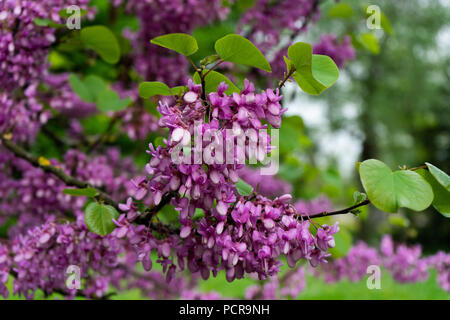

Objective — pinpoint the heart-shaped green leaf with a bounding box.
[311,55,339,87]
[359,159,433,213]
[80,25,121,64]
[151,33,198,56]
[193,70,240,95]
[138,81,172,99]
[288,42,339,95]
[63,187,99,197]
[417,168,450,217]
[84,202,119,236]
[215,34,271,72]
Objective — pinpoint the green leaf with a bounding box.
[69,73,94,102]
[214,34,271,72]
[84,202,119,236]
[328,2,354,19]
[138,81,172,99]
[288,42,339,95]
[425,162,450,191]
[283,56,294,72]
[359,159,433,213]
[150,33,198,56]
[380,12,393,35]
[417,169,450,217]
[63,187,99,197]
[80,25,120,64]
[288,42,312,70]
[359,33,380,54]
[200,54,221,66]
[236,179,253,197]
[193,70,240,95]
[34,18,62,28]
[96,89,131,112]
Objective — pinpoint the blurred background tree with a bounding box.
[299,0,450,251]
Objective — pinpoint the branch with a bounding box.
[301,0,320,30]
[135,192,178,233]
[203,59,224,78]
[0,135,178,233]
[1,135,119,209]
[409,165,427,171]
[277,67,296,90]
[305,199,371,219]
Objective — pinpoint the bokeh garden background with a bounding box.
[0,0,449,300]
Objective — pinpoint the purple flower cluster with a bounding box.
[0,1,91,143]
[138,79,285,210]
[114,79,340,282]
[119,189,338,283]
[381,235,429,283]
[0,243,10,298]
[315,235,450,292]
[8,217,122,299]
[313,34,356,68]
[427,252,450,292]
[0,90,46,142]
[317,242,381,283]
[0,0,90,92]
